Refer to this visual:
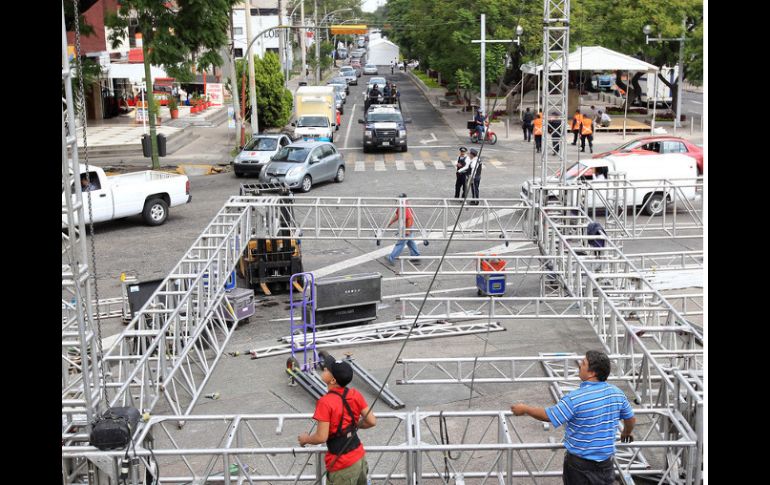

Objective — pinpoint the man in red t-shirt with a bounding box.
[298,356,377,484]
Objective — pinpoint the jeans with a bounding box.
[471,176,481,200]
[523,124,532,141]
[572,129,580,144]
[475,126,484,139]
[562,452,614,485]
[389,235,420,262]
[535,135,542,152]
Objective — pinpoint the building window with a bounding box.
[234,27,243,36]
[234,48,243,58]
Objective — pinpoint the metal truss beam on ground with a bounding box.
[399,296,592,320]
[249,319,505,358]
[91,200,270,432]
[61,410,697,485]
[228,196,531,242]
[532,202,703,482]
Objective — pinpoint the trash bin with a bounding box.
[141,134,152,157]
[141,134,167,157]
[157,133,167,157]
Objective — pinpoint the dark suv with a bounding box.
[359,105,411,153]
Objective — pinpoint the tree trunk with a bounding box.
[657,72,679,114]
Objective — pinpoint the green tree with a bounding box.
[308,40,334,76]
[237,52,293,129]
[105,0,239,168]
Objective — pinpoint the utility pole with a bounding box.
[278,0,286,86]
[301,0,307,83]
[314,0,320,83]
[140,32,160,168]
[229,7,242,148]
[675,17,686,130]
[472,14,512,117]
[244,1,259,134]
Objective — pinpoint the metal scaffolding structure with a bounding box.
[236,195,532,242]
[541,0,570,182]
[62,410,697,484]
[61,2,104,436]
[61,0,704,479]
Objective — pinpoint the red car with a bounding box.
[593,136,704,174]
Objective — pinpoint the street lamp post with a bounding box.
[644,19,686,130]
[314,7,352,83]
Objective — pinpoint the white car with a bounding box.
[233,134,293,178]
[363,64,378,75]
[339,66,358,85]
[65,165,191,226]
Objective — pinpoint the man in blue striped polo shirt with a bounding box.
[511,350,635,484]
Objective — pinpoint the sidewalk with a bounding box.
[406,70,703,149]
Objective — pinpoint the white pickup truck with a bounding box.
[66,165,191,226]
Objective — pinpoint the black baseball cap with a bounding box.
[469,148,478,156]
[322,355,354,387]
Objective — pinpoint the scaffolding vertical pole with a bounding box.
[61,0,102,433]
[541,0,570,185]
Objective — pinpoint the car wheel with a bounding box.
[643,193,666,216]
[401,145,408,152]
[489,133,498,145]
[335,166,345,182]
[330,133,334,143]
[301,175,312,193]
[142,198,169,226]
[471,134,479,143]
[363,146,369,153]
[235,171,244,178]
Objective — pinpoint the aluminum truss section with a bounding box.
[541,0,570,182]
[249,319,505,358]
[61,2,103,435]
[625,251,703,272]
[399,296,593,321]
[569,178,704,240]
[396,351,702,389]
[61,410,697,485]
[228,195,531,242]
[97,199,267,422]
[394,254,564,276]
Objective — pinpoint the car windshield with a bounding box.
[297,116,329,127]
[368,112,403,122]
[341,68,354,73]
[243,137,278,151]
[617,140,643,151]
[272,147,310,163]
[331,78,347,84]
[562,162,592,180]
[365,65,376,69]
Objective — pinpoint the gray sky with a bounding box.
[362,0,385,13]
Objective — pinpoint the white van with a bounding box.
[521,153,699,216]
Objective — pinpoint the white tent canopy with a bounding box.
[367,38,400,66]
[106,63,169,83]
[521,46,658,74]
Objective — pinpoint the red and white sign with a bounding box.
[206,83,224,106]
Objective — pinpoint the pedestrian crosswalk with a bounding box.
[347,154,510,172]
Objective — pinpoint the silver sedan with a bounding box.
[260,141,346,193]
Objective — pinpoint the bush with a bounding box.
[167,96,178,111]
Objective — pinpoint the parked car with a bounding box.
[339,66,358,85]
[522,153,699,216]
[334,91,344,115]
[65,165,191,226]
[260,141,346,193]
[593,136,703,174]
[349,59,363,76]
[233,134,293,177]
[328,77,349,97]
[363,64,378,75]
